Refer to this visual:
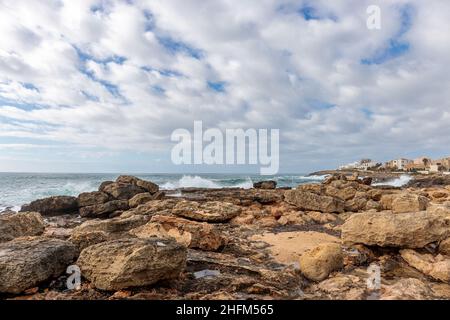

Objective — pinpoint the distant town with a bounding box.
[339,156,450,174]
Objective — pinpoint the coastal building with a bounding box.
[386,158,412,170]
[338,159,378,171]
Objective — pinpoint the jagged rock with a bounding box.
[380,194,396,210]
[342,211,450,248]
[325,186,357,201]
[76,238,186,290]
[102,182,146,200]
[439,238,450,255]
[116,175,159,194]
[172,200,241,222]
[121,199,180,218]
[128,193,154,208]
[20,196,78,216]
[400,249,450,282]
[0,212,45,243]
[298,243,343,281]
[78,191,111,207]
[284,189,345,213]
[253,181,277,189]
[344,195,368,212]
[69,230,110,252]
[99,181,114,192]
[0,237,77,293]
[427,202,450,216]
[391,192,429,213]
[79,200,129,218]
[381,278,432,300]
[129,215,225,251]
[361,177,373,186]
[69,215,150,251]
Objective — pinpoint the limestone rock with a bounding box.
[172,200,241,222]
[439,238,450,255]
[20,196,78,216]
[0,212,45,243]
[392,193,429,213]
[129,193,154,208]
[102,182,146,200]
[0,237,77,293]
[78,191,111,207]
[298,243,343,281]
[79,200,129,218]
[69,215,149,251]
[121,199,180,218]
[342,211,450,248]
[116,175,159,194]
[381,278,432,300]
[130,215,225,251]
[253,181,277,190]
[400,249,450,282]
[76,238,186,290]
[284,190,344,213]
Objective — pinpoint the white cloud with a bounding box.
[0,0,450,172]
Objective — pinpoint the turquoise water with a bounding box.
[0,173,327,211]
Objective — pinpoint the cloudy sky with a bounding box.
[0,0,449,173]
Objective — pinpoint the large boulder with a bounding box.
[342,211,450,248]
[0,237,77,293]
[128,193,154,208]
[69,215,150,251]
[400,249,450,282]
[77,191,111,207]
[20,196,78,216]
[116,175,159,194]
[79,200,129,218]
[172,200,241,222]
[102,182,147,201]
[0,212,45,243]
[284,190,345,213]
[253,181,277,190]
[298,243,343,281]
[129,215,225,251]
[76,238,186,290]
[392,192,429,213]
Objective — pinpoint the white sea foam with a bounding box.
[161,175,222,189]
[373,175,412,187]
[298,174,328,181]
[161,175,254,190]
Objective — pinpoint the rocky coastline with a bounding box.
[1,174,450,300]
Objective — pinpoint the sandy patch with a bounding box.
[251,231,341,265]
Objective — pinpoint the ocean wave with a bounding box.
[373,175,412,187]
[160,175,253,190]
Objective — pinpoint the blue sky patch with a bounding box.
[362,5,413,65]
[207,81,226,93]
[157,36,203,59]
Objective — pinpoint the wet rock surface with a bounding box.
[3,174,450,300]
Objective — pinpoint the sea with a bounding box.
[0,172,412,213]
[0,173,328,212]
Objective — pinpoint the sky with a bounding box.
[0,0,450,173]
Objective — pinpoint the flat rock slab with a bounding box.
[0,237,77,294]
[342,211,450,248]
[172,201,241,222]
